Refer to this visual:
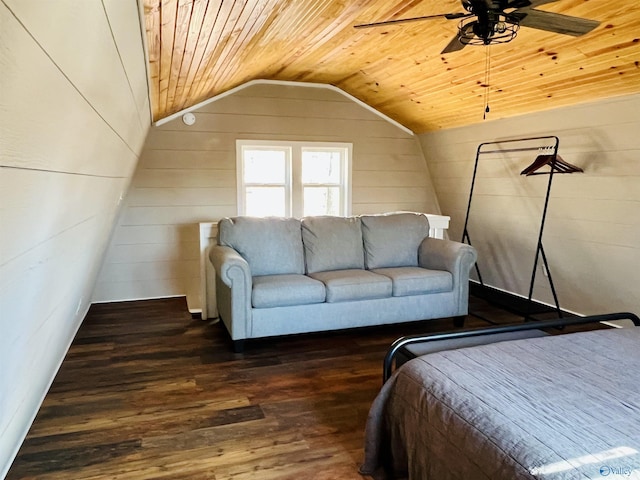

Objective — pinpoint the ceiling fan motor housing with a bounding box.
[464,0,505,14]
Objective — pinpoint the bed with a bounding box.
[360,313,640,480]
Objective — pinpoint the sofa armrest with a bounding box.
[418,237,477,274]
[419,237,477,316]
[209,245,251,287]
[208,245,252,340]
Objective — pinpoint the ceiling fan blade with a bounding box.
[354,12,469,29]
[507,0,532,9]
[516,9,599,36]
[445,12,472,20]
[441,35,466,54]
[524,0,560,7]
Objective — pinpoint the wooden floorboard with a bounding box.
[6,296,603,479]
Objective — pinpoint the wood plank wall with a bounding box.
[92,83,440,309]
[0,0,150,476]
[419,94,640,315]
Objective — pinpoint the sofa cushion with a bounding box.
[360,212,430,269]
[218,216,304,276]
[301,216,365,274]
[309,269,392,303]
[252,274,326,308]
[371,267,453,296]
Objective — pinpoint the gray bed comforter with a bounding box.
[361,328,640,479]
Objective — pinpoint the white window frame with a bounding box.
[236,140,352,218]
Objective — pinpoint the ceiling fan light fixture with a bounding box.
[458,16,519,46]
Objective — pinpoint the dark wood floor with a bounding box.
[6,296,601,480]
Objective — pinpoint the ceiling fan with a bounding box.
[354,0,600,54]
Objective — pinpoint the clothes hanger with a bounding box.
[520,149,583,176]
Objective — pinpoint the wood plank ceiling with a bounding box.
[142,0,640,132]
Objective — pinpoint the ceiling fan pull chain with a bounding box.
[483,45,491,120]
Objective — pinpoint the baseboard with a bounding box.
[91,294,186,305]
[469,282,574,318]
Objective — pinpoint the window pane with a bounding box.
[245,187,285,217]
[304,187,341,216]
[243,149,286,183]
[301,150,341,184]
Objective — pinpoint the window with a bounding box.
[237,140,351,217]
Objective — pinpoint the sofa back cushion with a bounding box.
[360,212,430,269]
[301,216,365,274]
[218,216,304,276]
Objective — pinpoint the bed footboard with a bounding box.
[383,311,640,382]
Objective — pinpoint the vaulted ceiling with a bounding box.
[142,0,640,132]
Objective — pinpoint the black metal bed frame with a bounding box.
[382,312,640,383]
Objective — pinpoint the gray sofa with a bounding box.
[208,212,477,351]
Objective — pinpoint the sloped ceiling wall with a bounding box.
[0,0,150,475]
[142,0,640,132]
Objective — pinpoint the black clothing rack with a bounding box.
[461,136,582,318]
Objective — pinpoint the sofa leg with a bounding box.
[232,339,245,353]
[453,315,466,328]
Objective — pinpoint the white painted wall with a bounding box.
[93,82,441,310]
[0,0,150,476]
[419,94,640,315]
